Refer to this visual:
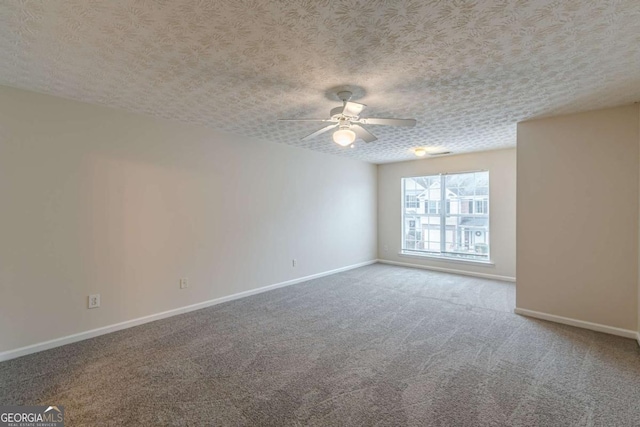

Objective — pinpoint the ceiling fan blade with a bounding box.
[351,124,377,143]
[358,118,417,127]
[301,124,338,141]
[341,101,366,117]
[278,119,332,122]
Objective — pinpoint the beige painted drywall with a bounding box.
[377,148,516,279]
[0,86,377,353]
[517,104,639,331]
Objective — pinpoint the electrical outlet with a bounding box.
[179,278,189,289]
[292,259,296,267]
[88,294,100,309]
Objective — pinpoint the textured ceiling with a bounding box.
[1,1,640,163]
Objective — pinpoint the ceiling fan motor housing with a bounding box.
[330,106,353,119]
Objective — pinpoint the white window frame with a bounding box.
[401,171,490,262]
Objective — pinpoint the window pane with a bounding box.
[402,171,489,261]
[404,178,422,211]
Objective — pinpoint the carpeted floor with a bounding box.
[1,264,639,426]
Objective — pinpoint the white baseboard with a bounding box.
[637,332,640,347]
[514,307,638,339]
[377,259,516,282]
[0,260,377,362]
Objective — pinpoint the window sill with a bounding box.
[398,251,494,267]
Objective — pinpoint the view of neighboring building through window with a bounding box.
[405,195,419,209]
[402,171,489,261]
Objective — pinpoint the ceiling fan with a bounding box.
[278,91,417,147]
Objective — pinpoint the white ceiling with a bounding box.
[1,1,639,163]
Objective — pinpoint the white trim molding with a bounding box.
[637,332,640,348]
[377,258,515,282]
[398,251,494,266]
[0,260,377,362]
[514,307,638,339]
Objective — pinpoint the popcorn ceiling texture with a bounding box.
[1,0,639,163]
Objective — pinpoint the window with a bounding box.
[401,171,490,261]
[475,200,488,214]
[405,195,419,209]
[427,200,440,214]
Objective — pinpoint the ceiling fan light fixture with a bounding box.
[414,148,427,157]
[333,128,356,146]
[280,89,416,147]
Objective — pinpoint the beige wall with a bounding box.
[0,86,378,353]
[377,149,516,280]
[517,104,639,331]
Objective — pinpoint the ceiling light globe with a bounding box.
[333,129,356,147]
[414,148,427,157]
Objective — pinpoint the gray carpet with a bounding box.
[1,264,639,426]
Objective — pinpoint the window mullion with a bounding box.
[440,174,446,254]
